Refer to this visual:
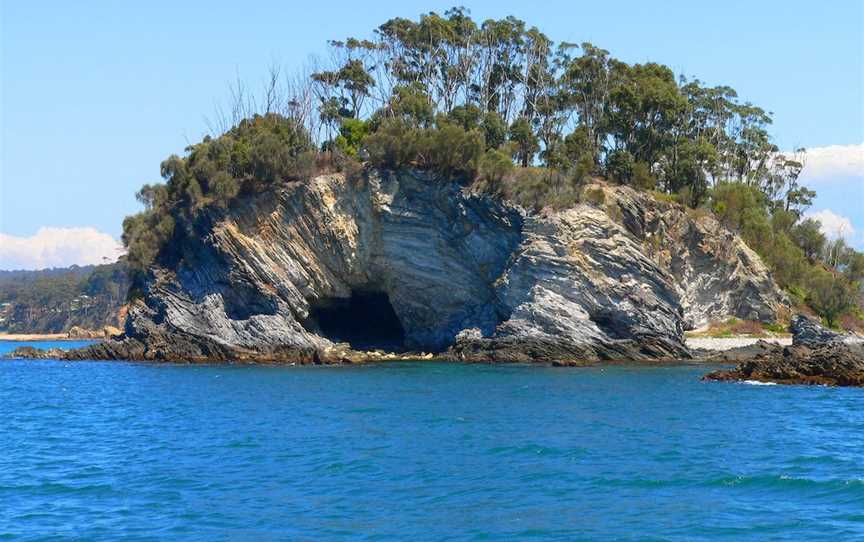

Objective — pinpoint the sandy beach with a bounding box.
[685,336,792,351]
[0,333,80,341]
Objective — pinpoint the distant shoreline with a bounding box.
[1,333,791,350]
[0,333,91,342]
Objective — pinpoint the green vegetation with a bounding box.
[686,318,780,338]
[0,262,128,333]
[710,182,862,328]
[122,7,862,328]
[123,114,319,278]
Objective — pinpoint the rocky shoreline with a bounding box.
[6,316,862,388]
[701,316,864,386]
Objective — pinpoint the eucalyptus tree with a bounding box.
[558,42,615,160]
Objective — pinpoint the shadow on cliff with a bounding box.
[304,289,406,352]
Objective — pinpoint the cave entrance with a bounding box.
[307,290,406,352]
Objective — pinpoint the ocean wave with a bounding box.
[586,474,864,493]
[707,474,864,492]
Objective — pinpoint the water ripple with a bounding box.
[1,355,863,540]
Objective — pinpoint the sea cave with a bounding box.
[306,290,407,352]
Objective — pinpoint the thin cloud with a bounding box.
[804,209,856,240]
[0,227,124,271]
[791,143,864,182]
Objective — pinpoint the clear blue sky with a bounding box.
[2,1,862,250]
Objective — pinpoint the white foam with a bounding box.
[743,380,777,386]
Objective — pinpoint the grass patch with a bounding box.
[687,317,791,338]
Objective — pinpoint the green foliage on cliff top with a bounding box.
[123,114,316,276]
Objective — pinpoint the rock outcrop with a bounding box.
[596,184,786,329]
[67,325,123,339]
[702,343,864,387]
[13,170,788,364]
[790,314,862,347]
[702,316,864,386]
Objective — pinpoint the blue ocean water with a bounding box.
[1,341,863,541]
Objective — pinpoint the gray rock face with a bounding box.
[66,171,788,364]
[790,314,863,346]
[449,206,687,362]
[596,184,787,329]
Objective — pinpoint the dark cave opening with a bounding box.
[306,290,406,352]
[591,311,631,340]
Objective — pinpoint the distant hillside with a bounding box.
[0,262,129,334]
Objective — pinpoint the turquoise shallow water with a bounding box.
[1,340,863,541]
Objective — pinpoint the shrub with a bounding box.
[604,149,634,183]
[445,104,482,130]
[509,118,539,167]
[334,118,370,157]
[424,122,484,179]
[572,152,595,185]
[478,148,515,195]
[807,268,856,328]
[711,182,768,231]
[209,171,240,207]
[363,118,422,170]
[497,167,578,211]
[123,113,316,278]
[481,112,508,150]
[363,119,483,180]
[631,161,656,190]
[381,84,435,127]
[315,149,363,179]
[582,187,606,206]
[791,218,826,262]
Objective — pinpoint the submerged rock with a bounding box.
[702,317,864,386]
[5,346,67,360]
[13,170,788,364]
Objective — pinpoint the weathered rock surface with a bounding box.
[67,325,123,339]
[8,171,788,364]
[702,316,864,386]
[790,314,863,347]
[6,346,68,360]
[702,343,864,386]
[596,184,787,329]
[448,204,688,363]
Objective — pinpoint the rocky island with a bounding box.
[8,9,862,382]
[17,169,787,364]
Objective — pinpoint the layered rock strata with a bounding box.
[11,170,788,364]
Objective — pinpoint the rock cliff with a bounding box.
[61,169,786,364]
[595,184,786,328]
